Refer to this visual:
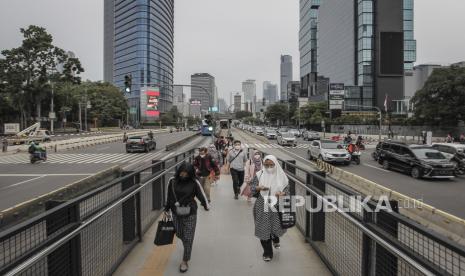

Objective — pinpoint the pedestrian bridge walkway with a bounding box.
[113,174,331,276]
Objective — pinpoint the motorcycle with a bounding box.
[30,151,47,164]
[350,150,361,165]
[451,155,465,176]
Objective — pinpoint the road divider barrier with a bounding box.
[315,159,465,247]
[165,132,200,151]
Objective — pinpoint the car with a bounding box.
[265,128,277,139]
[277,132,297,147]
[377,141,455,179]
[126,136,157,153]
[255,127,265,136]
[289,129,300,137]
[303,130,320,141]
[307,140,350,165]
[432,143,465,175]
[277,127,288,135]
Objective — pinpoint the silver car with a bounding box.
[289,129,300,137]
[303,130,320,141]
[265,128,277,139]
[307,140,350,164]
[277,132,297,147]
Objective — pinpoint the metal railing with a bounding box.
[277,158,465,276]
[0,148,197,276]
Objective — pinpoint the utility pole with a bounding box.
[49,81,55,134]
[84,88,88,132]
[78,103,82,132]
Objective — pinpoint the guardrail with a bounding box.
[276,157,465,275]
[0,148,197,276]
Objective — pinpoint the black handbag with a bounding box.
[154,217,175,246]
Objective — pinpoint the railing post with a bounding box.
[45,200,82,276]
[374,200,399,276]
[121,171,140,243]
[309,171,326,242]
[284,160,296,195]
[362,207,375,276]
[152,160,165,210]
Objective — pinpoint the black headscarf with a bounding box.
[174,162,196,183]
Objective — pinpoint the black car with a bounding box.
[377,141,455,179]
[126,136,156,153]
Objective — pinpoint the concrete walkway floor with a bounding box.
[113,174,331,276]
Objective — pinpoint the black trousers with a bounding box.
[260,236,280,258]
[230,168,244,195]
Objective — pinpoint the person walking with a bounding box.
[193,147,219,202]
[243,150,263,202]
[163,163,210,273]
[460,133,465,144]
[446,133,453,143]
[227,140,247,199]
[250,155,289,262]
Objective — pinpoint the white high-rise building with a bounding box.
[242,79,256,113]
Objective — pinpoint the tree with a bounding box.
[235,110,253,120]
[0,25,84,128]
[297,102,328,125]
[160,106,182,126]
[412,66,465,126]
[265,103,289,125]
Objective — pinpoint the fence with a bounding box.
[0,148,197,276]
[278,158,465,276]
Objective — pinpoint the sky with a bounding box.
[0,0,464,105]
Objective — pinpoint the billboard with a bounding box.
[329,83,345,110]
[140,87,160,120]
[190,99,201,106]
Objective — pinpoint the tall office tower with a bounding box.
[263,81,278,104]
[242,79,256,112]
[218,98,228,113]
[299,0,416,110]
[234,93,242,112]
[103,0,175,116]
[191,73,215,114]
[214,86,219,109]
[280,55,293,101]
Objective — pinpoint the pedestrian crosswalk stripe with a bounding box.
[242,143,311,150]
[0,153,163,165]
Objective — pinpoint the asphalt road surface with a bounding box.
[234,129,465,219]
[0,130,205,211]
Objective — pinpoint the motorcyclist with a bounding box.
[28,141,47,161]
[148,130,154,140]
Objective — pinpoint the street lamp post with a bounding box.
[344,104,383,142]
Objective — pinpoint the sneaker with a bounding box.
[179,263,188,273]
[273,243,280,249]
[234,194,239,200]
[263,256,272,262]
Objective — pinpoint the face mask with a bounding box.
[234,145,241,150]
[254,155,261,160]
[200,154,206,158]
[265,168,275,174]
[179,175,189,181]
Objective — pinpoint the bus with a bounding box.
[200,120,213,136]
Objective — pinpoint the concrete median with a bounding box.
[0,166,122,231]
[315,159,465,246]
[165,132,200,151]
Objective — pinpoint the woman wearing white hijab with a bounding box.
[250,155,289,262]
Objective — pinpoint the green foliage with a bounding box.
[0,25,84,127]
[160,106,182,125]
[265,103,289,124]
[297,102,328,125]
[242,116,262,125]
[235,110,253,120]
[412,66,465,126]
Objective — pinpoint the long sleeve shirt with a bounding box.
[164,178,209,215]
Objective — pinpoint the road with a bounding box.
[234,129,465,219]
[0,130,206,211]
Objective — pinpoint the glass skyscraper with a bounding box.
[299,0,417,110]
[104,0,174,121]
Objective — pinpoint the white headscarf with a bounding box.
[256,155,289,198]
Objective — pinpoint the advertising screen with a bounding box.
[146,90,160,117]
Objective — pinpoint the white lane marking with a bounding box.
[0,174,93,177]
[363,163,390,173]
[6,175,47,188]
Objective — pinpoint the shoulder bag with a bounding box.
[171,181,192,217]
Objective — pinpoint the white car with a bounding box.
[303,130,320,141]
[307,140,351,165]
[255,127,265,136]
[277,132,297,147]
[265,128,277,139]
[289,129,300,137]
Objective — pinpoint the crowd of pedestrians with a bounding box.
[162,135,290,273]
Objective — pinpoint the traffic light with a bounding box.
[124,74,132,93]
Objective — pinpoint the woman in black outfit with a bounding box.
[164,162,210,273]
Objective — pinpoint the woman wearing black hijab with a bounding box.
[164,162,210,273]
